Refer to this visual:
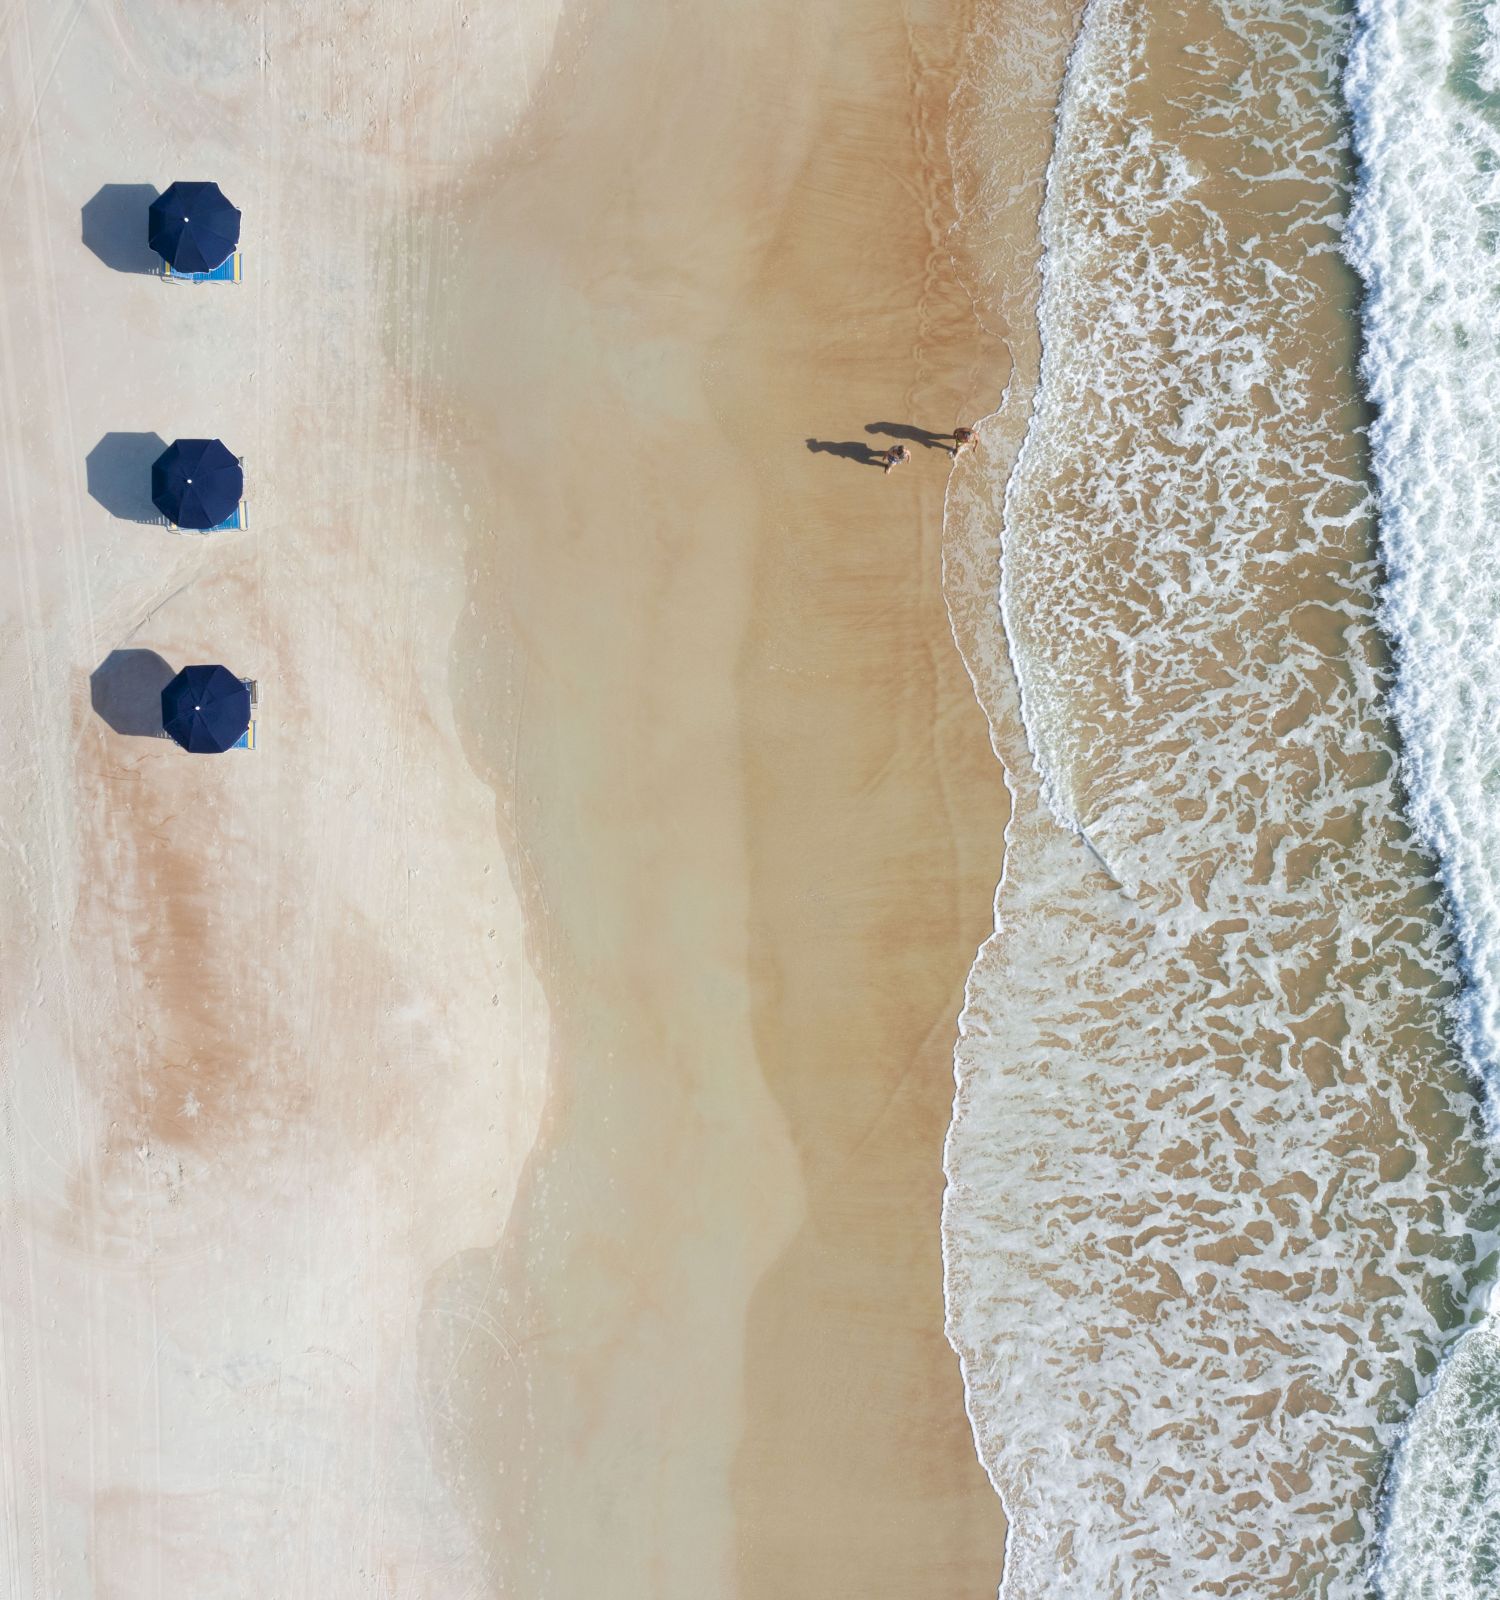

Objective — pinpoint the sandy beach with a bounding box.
[433,0,1018,1591]
[0,0,1039,1593]
[0,1,559,1591]
[19,0,1488,1591]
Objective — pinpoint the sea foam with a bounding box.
[1344,0,1500,1591]
[943,0,1500,1592]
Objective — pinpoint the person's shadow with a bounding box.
[90,650,174,738]
[865,422,954,453]
[81,184,161,274]
[806,438,884,468]
[86,432,166,522]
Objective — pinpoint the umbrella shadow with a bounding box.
[81,184,161,275]
[86,432,166,523]
[806,438,885,468]
[90,650,173,738]
[864,421,956,453]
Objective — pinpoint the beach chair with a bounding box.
[233,678,259,750]
[204,500,248,534]
[162,252,242,284]
[169,504,246,535]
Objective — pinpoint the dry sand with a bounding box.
[0,0,1031,1593]
[0,1,558,1592]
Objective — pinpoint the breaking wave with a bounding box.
[1345,0,1500,1592]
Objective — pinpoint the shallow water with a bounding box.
[942,0,1500,1592]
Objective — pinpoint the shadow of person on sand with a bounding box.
[865,421,956,453]
[805,437,885,467]
[90,649,174,738]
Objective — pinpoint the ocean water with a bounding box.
[942,0,1500,1593]
[1346,0,1500,1591]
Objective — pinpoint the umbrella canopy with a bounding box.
[161,665,251,754]
[148,182,241,273]
[152,438,243,530]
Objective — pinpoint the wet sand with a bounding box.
[723,18,1017,1590]
[431,0,1017,1592]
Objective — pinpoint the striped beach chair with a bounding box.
[233,678,259,750]
[162,252,242,283]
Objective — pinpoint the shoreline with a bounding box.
[935,0,1087,1571]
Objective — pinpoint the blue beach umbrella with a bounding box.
[152,438,243,530]
[161,665,251,754]
[147,182,240,273]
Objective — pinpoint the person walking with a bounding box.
[882,443,911,474]
[952,425,978,458]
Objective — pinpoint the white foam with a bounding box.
[943,0,1500,1592]
[1346,0,1500,1122]
[1344,0,1500,1591]
[1371,1320,1500,1594]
